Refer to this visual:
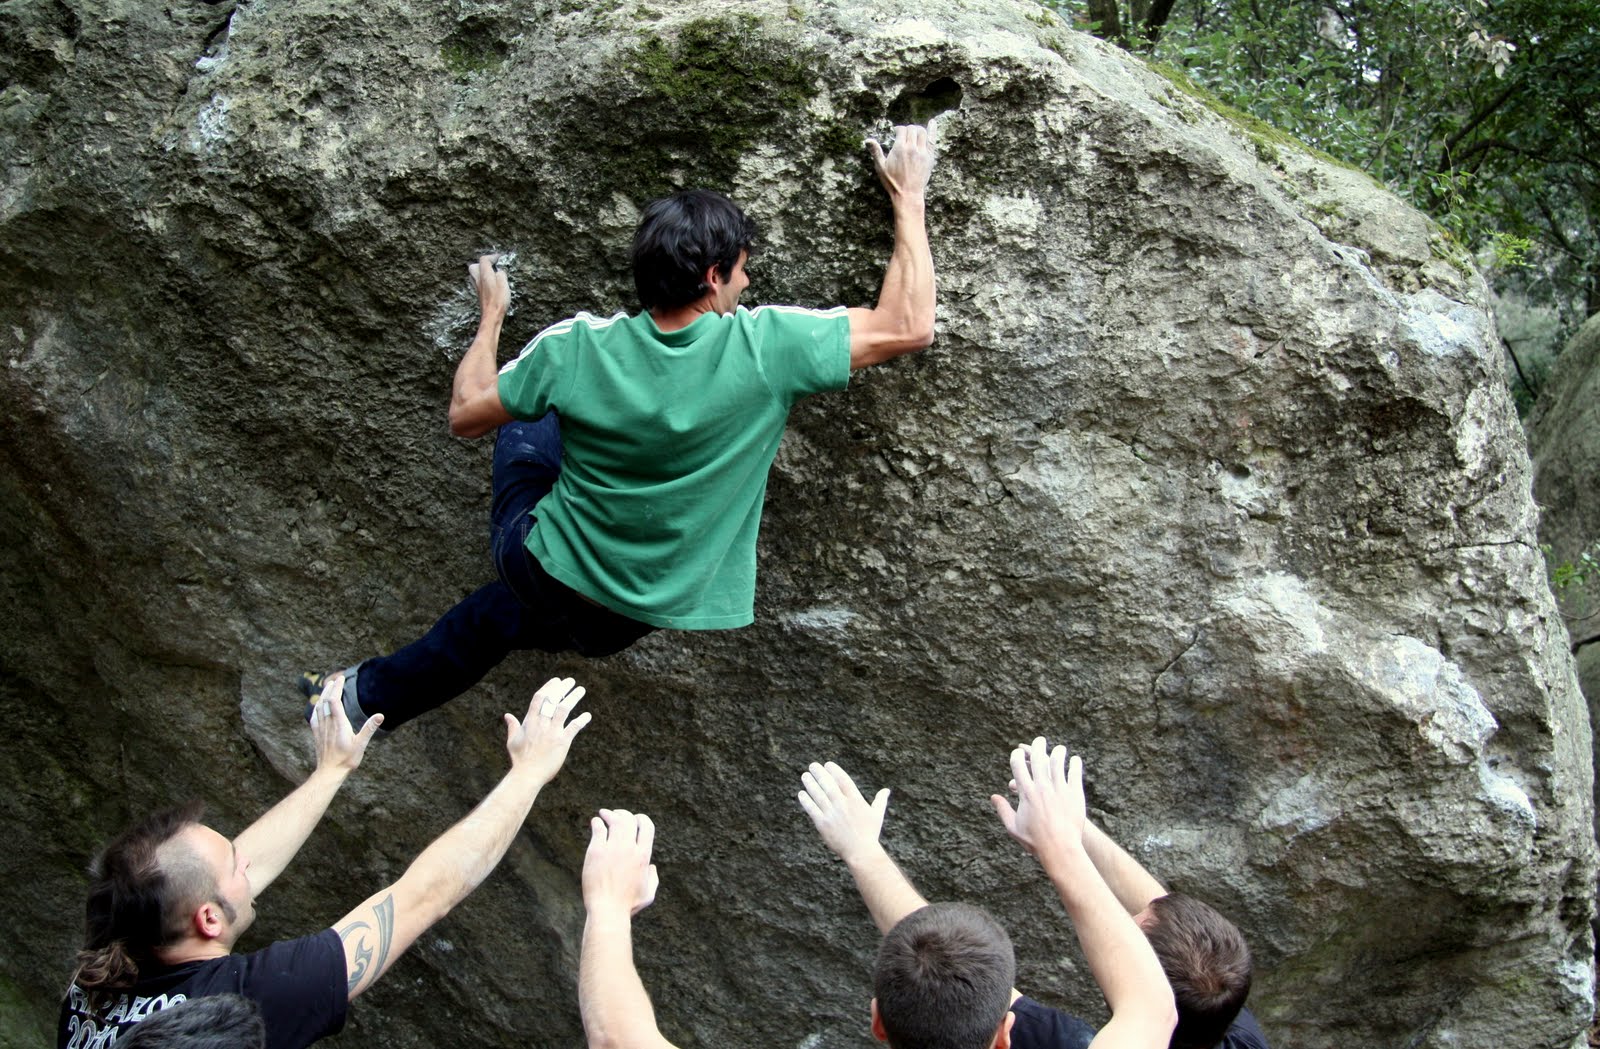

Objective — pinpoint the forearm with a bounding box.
[235,767,351,894]
[1082,821,1167,915]
[1041,846,1173,1021]
[448,316,503,434]
[845,845,930,934]
[874,194,934,340]
[395,765,544,924]
[580,908,673,1049]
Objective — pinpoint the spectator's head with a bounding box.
[631,189,757,312]
[74,804,256,998]
[120,994,266,1049]
[872,904,1016,1049]
[1138,893,1252,1049]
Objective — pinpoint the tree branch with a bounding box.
[1450,136,1548,167]
[1502,337,1539,399]
[1533,195,1584,262]
[1442,82,1519,158]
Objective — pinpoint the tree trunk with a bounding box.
[1138,0,1178,50]
[1087,0,1126,47]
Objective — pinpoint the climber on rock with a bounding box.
[60,674,592,1049]
[798,743,1267,1049]
[299,121,937,733]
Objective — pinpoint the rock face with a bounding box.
[1,2,1593,1047]
[1530,314,1600,820]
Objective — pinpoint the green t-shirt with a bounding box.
[496,304,851,629]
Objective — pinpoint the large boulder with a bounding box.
[1529,313,1600,815]
[2,1,1592,1047]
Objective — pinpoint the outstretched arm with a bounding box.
[234,674,383,896]
[580,809,675,1049]
[797,761,928,933]
[848,123,936,370]
[448,254,516,438]
[993,738,1177,1049]
[1083,821,1168,916]
[333,677,591,1000]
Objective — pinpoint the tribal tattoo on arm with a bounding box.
[338,894,396,995]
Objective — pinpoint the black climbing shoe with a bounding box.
[298,664,382,736]
[298,671,329,722]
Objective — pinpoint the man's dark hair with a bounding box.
[120,994,266,1049]
[631,189,757,310]
[1144,893,1252,1049]
[72,802,216,999]
[874,903,1015,1049]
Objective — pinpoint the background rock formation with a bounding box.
[1530,313,1600,828]
[1,1,1593,1047]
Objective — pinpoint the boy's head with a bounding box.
[631,189,757,311]
[1142,892,1252,1049]
[872,904,1017,1049]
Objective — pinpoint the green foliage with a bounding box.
[1543,540,1600,651]
[1042,0,1600,388]
[1492,232,1533,269]
[1544,541,1600,594]
[1145,61,1352,169]
[1429,229,1474,281]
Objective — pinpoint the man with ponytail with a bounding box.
[61,675,592,1049]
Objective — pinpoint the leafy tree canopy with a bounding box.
[1045,0,1600,395]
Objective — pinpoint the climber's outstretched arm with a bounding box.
[449,254,516,438]
[848,122,937,370]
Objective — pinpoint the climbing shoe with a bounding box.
[297,671,329,699]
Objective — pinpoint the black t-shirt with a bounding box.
[1011,994,1097,1049]
[58,930,348,1049]
[1011,994,1270,1049]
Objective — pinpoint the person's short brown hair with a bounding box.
[875,903,1015,1049]
[120,994,266,1049]
[1144,893,1252,1049]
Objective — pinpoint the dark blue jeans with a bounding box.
[353,413,656,729]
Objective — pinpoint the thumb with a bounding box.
[990,794,1017,832]
[867,138,887,168]
[504,712,519,742]
[636,864,660,913]
[356,714,384,742]
[871,787,891,819]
